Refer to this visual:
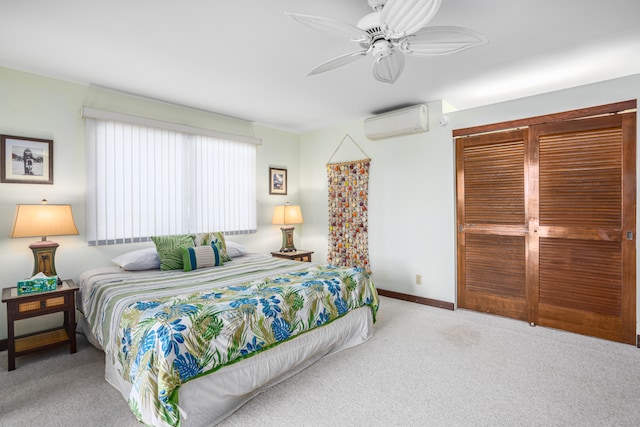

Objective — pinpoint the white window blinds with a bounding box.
[84,109,258,245]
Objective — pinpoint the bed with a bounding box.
[76,244,378,427]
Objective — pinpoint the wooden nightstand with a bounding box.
[1,279,78,371]
[271,250,314,262]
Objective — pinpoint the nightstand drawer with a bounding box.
[18,300,43,312]
[15,295,69,319]
[17,295,68,315]
[46,296,66,308]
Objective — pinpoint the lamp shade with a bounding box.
[10,203,79,239]
[271,204,303,225]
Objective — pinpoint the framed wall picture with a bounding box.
[269,167,287,195]
[1,135,53,184]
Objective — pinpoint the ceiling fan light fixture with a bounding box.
[371,40,392,58]
[373,50,404,83]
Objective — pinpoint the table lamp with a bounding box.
[9,200,79,277]
[271,202,303,252]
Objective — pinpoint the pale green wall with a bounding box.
[0,67,301,340]
[299,100,456,303]
[299,74,640,334]
[2,66,639,342]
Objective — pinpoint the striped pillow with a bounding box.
[151,235,195,271]
[181,244,223,271]
[193,231,231,263]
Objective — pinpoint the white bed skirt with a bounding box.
[82,305,374,426]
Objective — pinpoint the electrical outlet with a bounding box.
[415,274,422,285]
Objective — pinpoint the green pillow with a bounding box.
[193,231,231,263]
[151,235,195,271]
[181,243,223,271]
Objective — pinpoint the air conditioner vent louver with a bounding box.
[363,104,429,140]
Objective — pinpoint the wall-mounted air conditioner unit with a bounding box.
[363,104,429,140]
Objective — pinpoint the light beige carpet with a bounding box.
[1,296,639,426]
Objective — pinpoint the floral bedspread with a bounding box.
[84,259,378,426]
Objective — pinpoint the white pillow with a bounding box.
[111,247,160,271]
[225,241,248,257]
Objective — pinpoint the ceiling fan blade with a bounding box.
[372,50,405,84]
[381,0,442,38]
[399,26,488,56]
[285,12,370,43]
[307,50,369,76]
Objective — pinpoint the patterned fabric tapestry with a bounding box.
[327,159,370,271]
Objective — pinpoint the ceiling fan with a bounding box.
[286,0,487,84]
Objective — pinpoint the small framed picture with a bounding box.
[1,135,53,184]
[269,167,287,195]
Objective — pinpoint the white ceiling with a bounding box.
[2,0,640,133]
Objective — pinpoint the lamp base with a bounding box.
[279,226,297,252]
[29,240,59,277]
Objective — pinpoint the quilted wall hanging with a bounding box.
[326,134,370,271]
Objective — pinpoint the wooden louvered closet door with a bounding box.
[457,106,636,344]
[533,114,636,343]
[456,130,530,322]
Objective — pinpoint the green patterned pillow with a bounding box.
[181,243,223,271]
[151,235,195,271]
[193,231,231,263]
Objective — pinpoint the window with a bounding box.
[83,108,259,246]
